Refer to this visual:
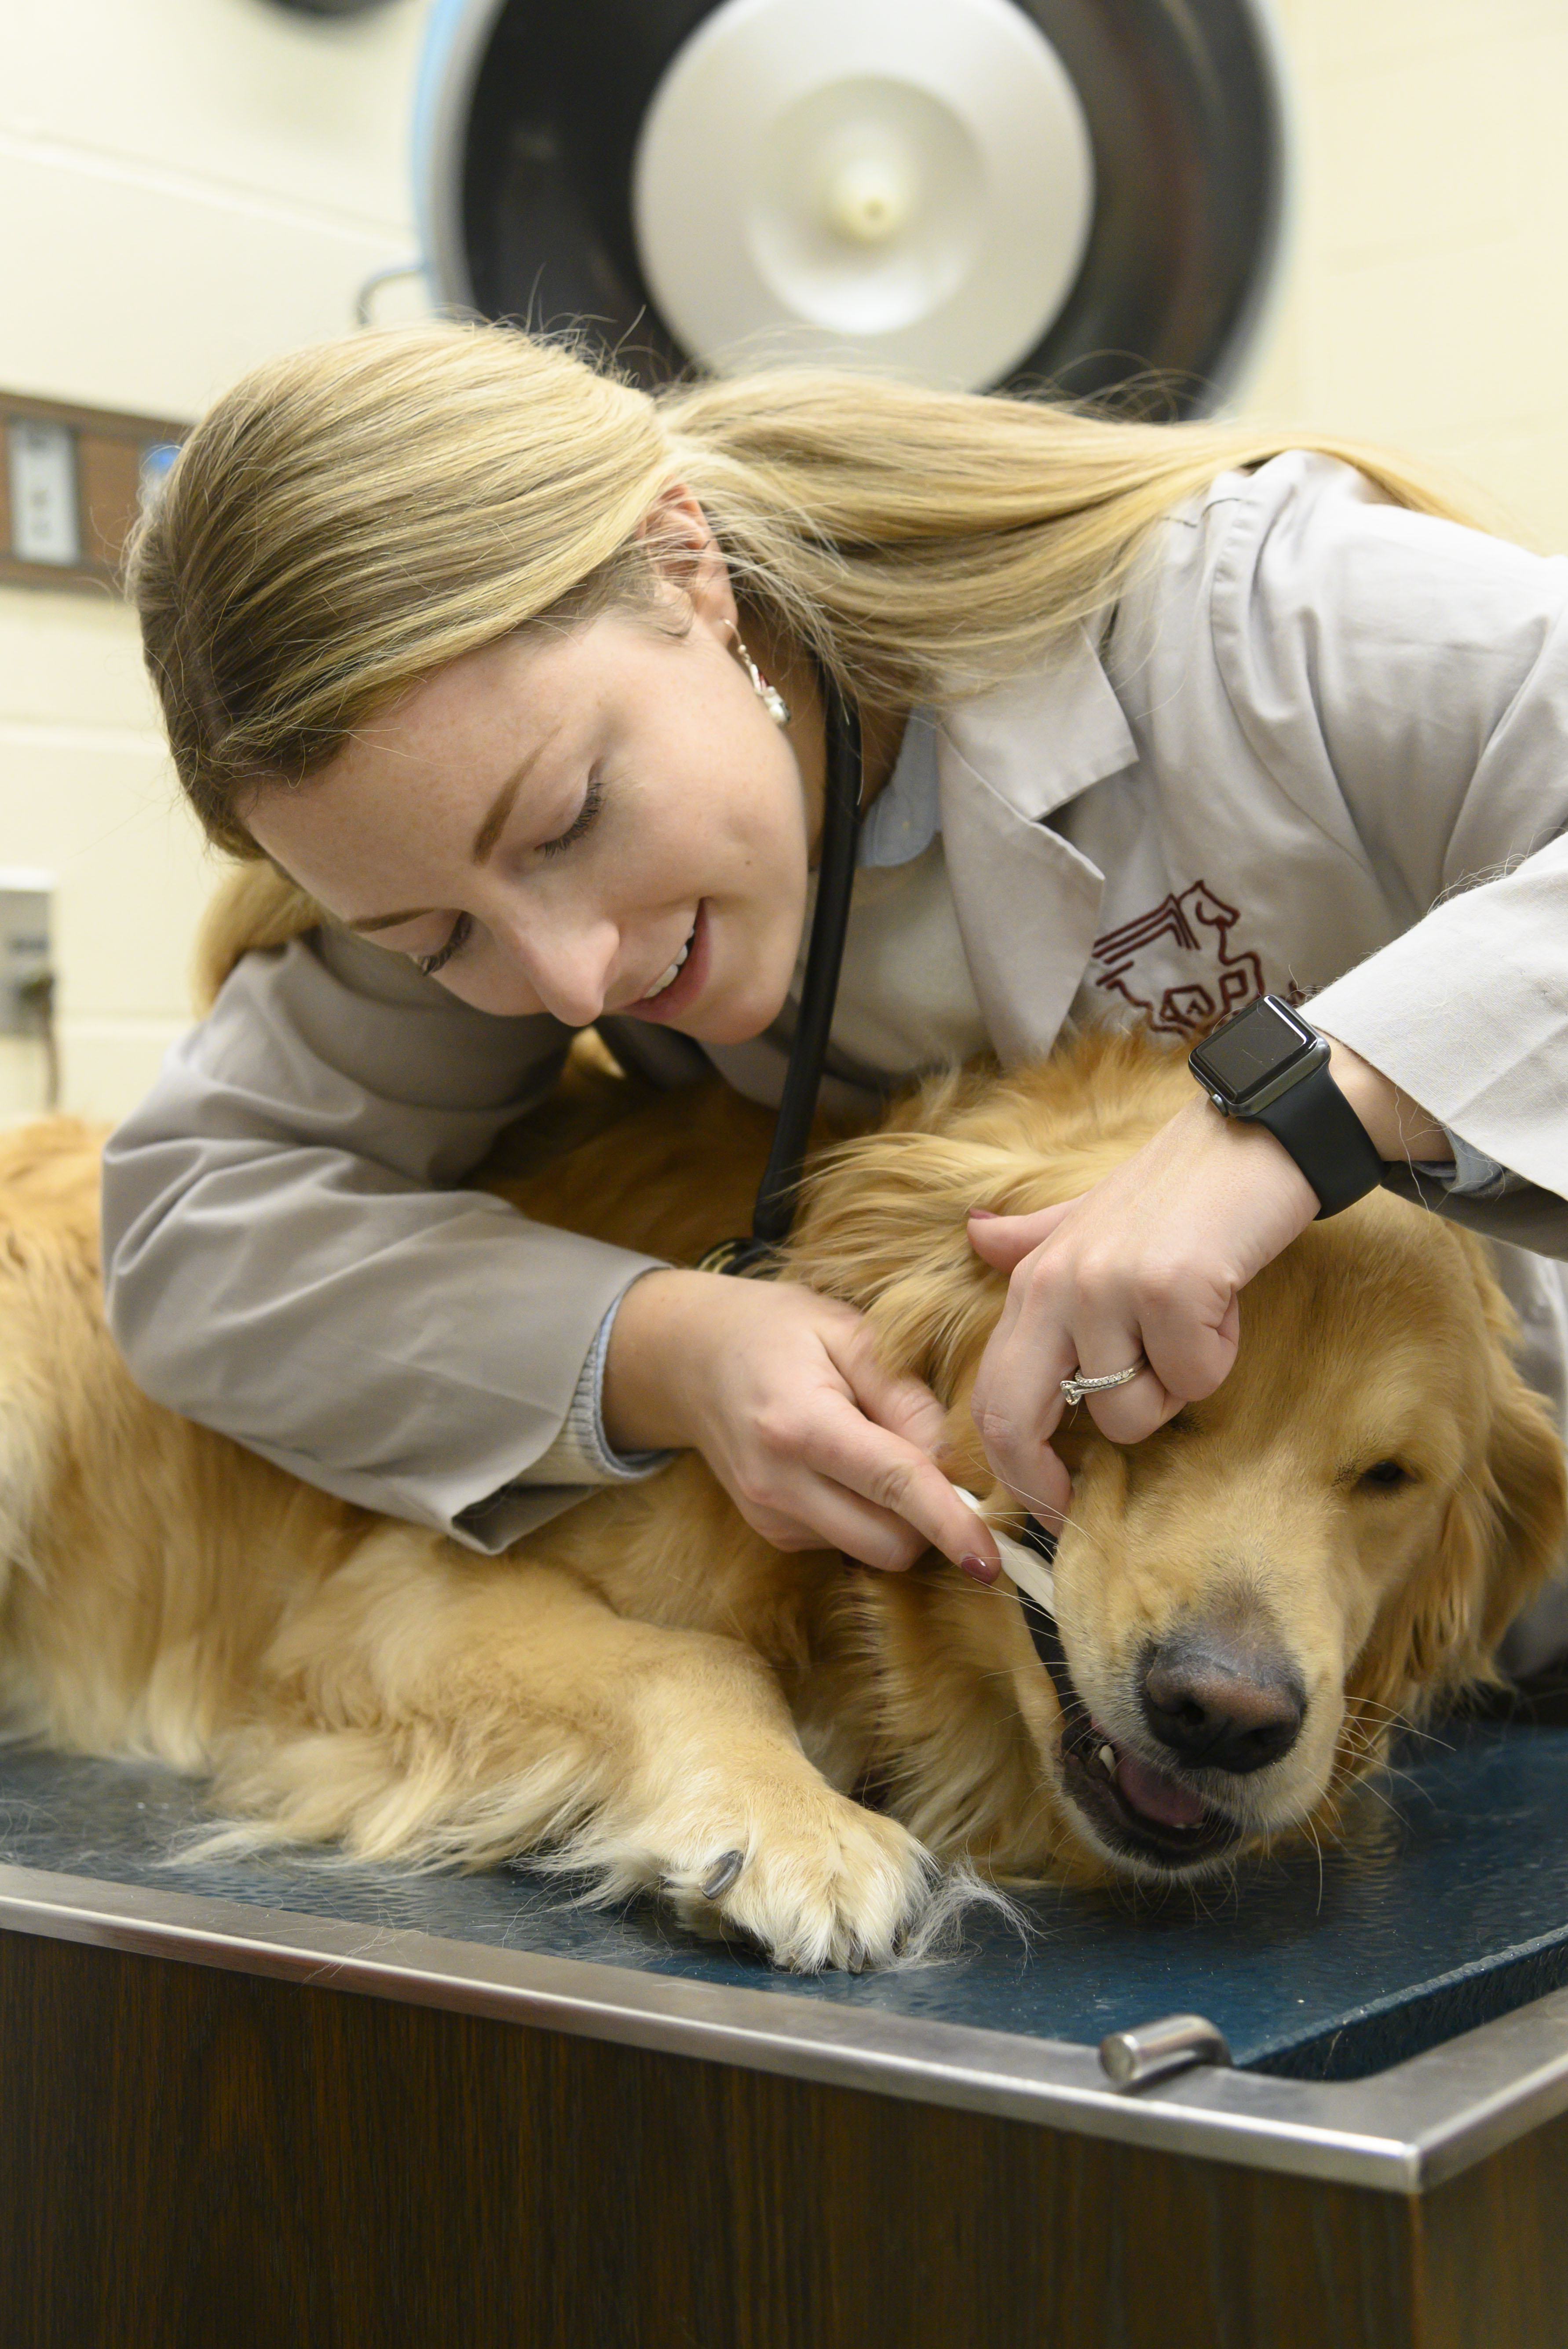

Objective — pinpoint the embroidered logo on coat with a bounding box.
[1089,881,1271,1035]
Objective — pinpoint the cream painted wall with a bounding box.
[1241,0,1568,549]
[0,0,434,1122]
[0,0,1565,1122]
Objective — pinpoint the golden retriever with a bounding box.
[0,1027,1560,1970]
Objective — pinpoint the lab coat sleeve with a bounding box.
[1199,454,1568,1246]
[100,924,669,1550]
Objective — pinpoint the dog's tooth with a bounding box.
[1097,1743,1118,1780]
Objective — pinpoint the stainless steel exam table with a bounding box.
[3,1717,1568,2347]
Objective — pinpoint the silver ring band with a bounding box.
[1060,1359,1146,1406]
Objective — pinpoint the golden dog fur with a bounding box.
[0,1027,1561,1969]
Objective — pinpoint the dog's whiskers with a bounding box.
[970,1472,1070,1532]
[1374,1767,1426,1805]
[1377,1725,1455,1756]
[1301,1812,1326,1912]
[1337,1768,1406,1823]
[1343,1697,1455,1759]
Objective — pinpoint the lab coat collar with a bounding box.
[939,625,1138,821]
[936,627,1134,1064]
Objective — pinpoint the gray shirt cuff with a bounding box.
[1414,1126,1525,1204]
[509,1277,673,1488]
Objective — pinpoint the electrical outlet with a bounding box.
[0,873,53,1037]
[6,422,80,566]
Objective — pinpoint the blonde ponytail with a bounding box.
[660,368,1476,709]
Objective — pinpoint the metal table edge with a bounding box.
[4,1858,1568,2195]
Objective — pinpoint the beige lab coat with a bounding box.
[101,454,1568,1599]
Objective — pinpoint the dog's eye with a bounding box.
[1358,1458,1412,1491]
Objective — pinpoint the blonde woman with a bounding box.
[106,324,1568,1662]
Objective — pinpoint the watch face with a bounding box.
[1192,997,1315,1101]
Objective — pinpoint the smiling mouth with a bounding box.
[1053,1661,1242,1870]
[641,921,696,1003]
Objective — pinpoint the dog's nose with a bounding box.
[1140,1634,1306,1774]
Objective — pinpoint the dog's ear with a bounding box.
[788,1118,1014,1395]
[1351,1364,1567,1723]
[1468,1257,1568,1657]
[1469,1366,1568,1655]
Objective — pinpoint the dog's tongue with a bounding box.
[1114,1747,1209,1830]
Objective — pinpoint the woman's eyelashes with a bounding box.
[539,770,605,859]
[413,773,607,977]
[414,912,473,979]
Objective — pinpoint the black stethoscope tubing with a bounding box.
[701,674,863,1275]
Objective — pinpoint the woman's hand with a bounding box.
[966,1094,1321,1522]
[603,1268,1001,1575]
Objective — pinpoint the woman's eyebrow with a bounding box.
[348,727,564,932]
[347,904,437,935]
[472,720,566,862]
[469,768,523,866]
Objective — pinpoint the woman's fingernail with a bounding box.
[967,1206,998,1221]
[960,1553,1000,1585]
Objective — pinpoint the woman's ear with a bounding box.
[638,482,736,635]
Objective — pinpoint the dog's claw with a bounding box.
[701,1849,746,1900]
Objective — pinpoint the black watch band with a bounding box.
[1188,996,1386,1220]
[1247,1059,1385,1218]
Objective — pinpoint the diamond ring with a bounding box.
[1060,1359,1147,1406]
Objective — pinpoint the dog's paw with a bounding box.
[658,1787,936,1971]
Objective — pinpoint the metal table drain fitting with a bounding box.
[1100,2013,1235,2091]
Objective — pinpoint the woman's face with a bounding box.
[241,590,817,1046]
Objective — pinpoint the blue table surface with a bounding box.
[0,1722,1563,2081]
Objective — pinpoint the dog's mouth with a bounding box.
[988,1511,1247,1873]
[1053,1670,1242,1872]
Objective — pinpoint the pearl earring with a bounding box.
[733,632,791,727]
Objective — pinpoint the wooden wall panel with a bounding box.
[0,392,184,595]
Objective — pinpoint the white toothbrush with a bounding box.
[952,1486,1057,1615]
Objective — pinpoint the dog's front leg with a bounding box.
[228,1527,936,1972]
[592,1621,939,1971]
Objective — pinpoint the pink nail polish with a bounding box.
[967,1207,998,1221]
[960,1553,1000,1585]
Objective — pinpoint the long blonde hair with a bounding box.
[130,321,1474,862]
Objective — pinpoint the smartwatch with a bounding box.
[1187,996,1385,1219]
